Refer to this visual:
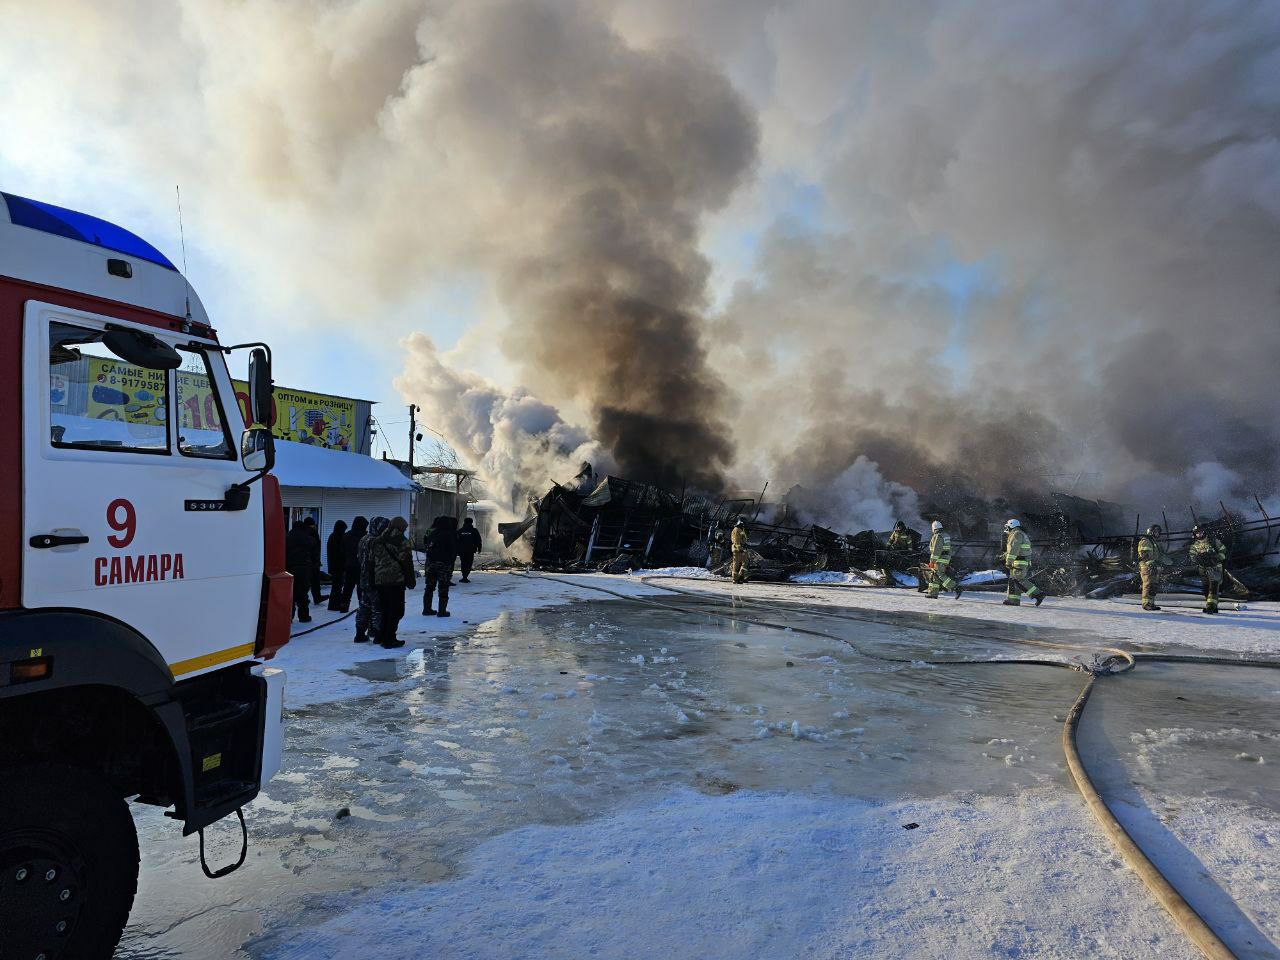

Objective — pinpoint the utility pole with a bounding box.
[408,404,417,472]
[408,403,419,539]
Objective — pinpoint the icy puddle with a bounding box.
[118,596,1279,960]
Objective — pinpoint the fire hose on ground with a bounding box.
[514,570,1280,960]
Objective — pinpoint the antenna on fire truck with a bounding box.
[175,184,192,321]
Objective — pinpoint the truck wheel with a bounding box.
[0,764,139,960]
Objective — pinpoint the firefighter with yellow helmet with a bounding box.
[1136,524,1173,611]
[730,517,749,584]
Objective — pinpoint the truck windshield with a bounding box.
[176,348,237,460]
[48,321,169,453]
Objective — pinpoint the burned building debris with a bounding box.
[500,466,1280,600]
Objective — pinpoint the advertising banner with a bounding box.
[258,386,353,451]
[86,358,169,425]
[77,359,359,452]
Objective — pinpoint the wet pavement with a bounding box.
[116,592,1280,959]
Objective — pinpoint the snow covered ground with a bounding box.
[267,788,1258,960]
[117,572,1279,960]
[634,571,1280,657]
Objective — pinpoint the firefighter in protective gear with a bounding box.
[883,521,914,586]
[708,524,726,572]
[1189,525,1228,614]
[1136,524,1172,611]
[925,520,961,599]
[730,518,749,584]
[1001,518,1043,607]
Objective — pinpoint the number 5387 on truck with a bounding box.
[0,192,292,958]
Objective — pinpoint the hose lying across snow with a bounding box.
[517,571,1280,960]
[1061,675,1236,960]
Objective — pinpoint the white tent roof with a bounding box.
[271,440,415,491]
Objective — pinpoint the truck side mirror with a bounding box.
[248,347,273,426]
[241,425,275,473]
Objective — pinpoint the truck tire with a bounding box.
[0,763,140,960]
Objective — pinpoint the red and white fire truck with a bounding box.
[0,192,292,957]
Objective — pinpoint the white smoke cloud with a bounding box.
[789,456,924,534]
[1187,461,1246,511]
[395,333,610,517]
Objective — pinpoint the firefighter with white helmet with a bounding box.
[925,520,962,599]
[1002,518,1043,607]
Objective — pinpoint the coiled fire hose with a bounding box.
[516,571,1280,960]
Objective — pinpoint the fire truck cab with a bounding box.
[0,192,292,958]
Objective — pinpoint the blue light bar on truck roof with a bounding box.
[2,192,177,270]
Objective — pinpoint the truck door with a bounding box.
[21,301,264,677]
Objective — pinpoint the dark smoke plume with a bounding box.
[10,0,1279,528]
[488,33,758,490]
[6,0,755,493]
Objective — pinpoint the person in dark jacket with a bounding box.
[457,517,482,582]
[338,516,367,612]
[326,520,348,611]
[355,517,388,643]
[372,516,416,647]
[422,515,458,617]
[303,517,323,605]
[285,521,319,622]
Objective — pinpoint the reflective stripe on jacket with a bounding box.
[1005,529,1032,567]
[887,530,912,553]
[1189,537,1227,569]
[1137,536,1169,566]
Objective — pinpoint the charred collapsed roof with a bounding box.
[499,466,1280,597]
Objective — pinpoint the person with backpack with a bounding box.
[354,516,388,643]
[372,516,416,647]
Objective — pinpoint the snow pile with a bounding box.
[790,570,873,585]
[261,788,1224,960]
[961,569,1008,585]
[639,566,714,579]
